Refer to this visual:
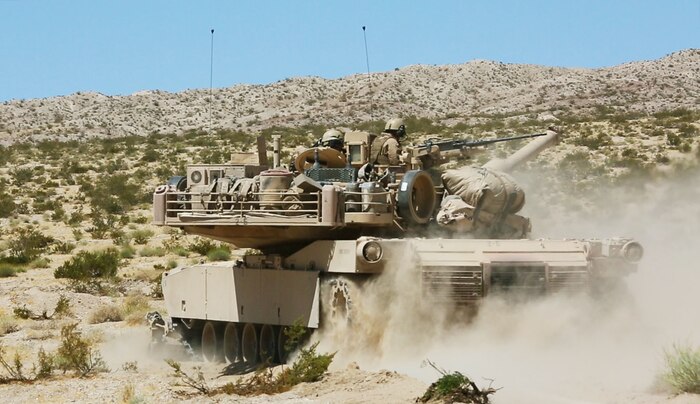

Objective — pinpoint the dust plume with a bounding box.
[318,165,700,403]
[100,327,192,371]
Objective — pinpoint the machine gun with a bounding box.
[407,132,548,169]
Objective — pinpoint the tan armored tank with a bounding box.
[150,126,643,365]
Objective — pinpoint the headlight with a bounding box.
[621,241,644,263]
[357,241,383,264]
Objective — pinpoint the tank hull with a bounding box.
[162,237,639,328]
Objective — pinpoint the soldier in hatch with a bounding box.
[371,118,406,165]
[319,129,345,153]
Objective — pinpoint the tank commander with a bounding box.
[319,128,345,153]
[371,118,406,165]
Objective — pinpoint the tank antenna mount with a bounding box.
[209,28,215,134]
[362,26,373,122]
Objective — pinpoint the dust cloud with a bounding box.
[317,166,700,403]
[100,327,193,371]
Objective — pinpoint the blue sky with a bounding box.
[0,0,698,101]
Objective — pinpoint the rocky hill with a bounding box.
[0,49,698,144]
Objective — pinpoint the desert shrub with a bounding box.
[52,241,76,254]
[132,215,149,224]
[664,344,700,394]
[0,315,19,336]
[67,209,85,226]
[35,348,54,379]
[139,246,165,257]
[3,227,54,264]
[53,295,72,318]
[218,341,335,396]
[166,259,178,269]
[189,238,217,256]
[72,228,83,241]
[207,247,231,261]
[50,206,66,221]
[83,174,149,214]
[54,249,121,280]
[109,228,127,245]
[67,279,123,296]
[54,323,108,376]
[574,133,611,150]
[0,263,23,278]
[0,344,55,382]
[150,273,163,298]
[120,244,136,259]
[130,229,154,245]
[87,210,117,239]
[419,361,497,404]
[29,257,50,269]
[122,295,151,325]
[13,305,34,320]
[166,360,210,394]
[141,149,159,162]
[88,305,123,324]
[667,133,682,147]
[11,167,34,186]
[0,192,16,218]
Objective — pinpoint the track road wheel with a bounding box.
[201,321,220,362]
[223,323,241,364]
[241,323,259,365]
[259,325,276,364]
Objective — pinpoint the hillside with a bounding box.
[0,49,698,144]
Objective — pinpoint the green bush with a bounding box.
[0,264,23,278]
[53,295,72,318]
[13,305,34,320]
[189,238,217,256]
[52,241,76,254]
[29,257,51,269]
[0,192,16,218]
[139,246,165,257]
[86,210,116,239]
[207,247,231,261]
[120,244,136,259]
[88,305,123,324]
[419,361,497,403]
[3,227,54,264]
[664,344,700,394]
[54,323,108,376]
[130,229,154,245]
[54,249,120,280]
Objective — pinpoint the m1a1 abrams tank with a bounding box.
[150,126,643,365]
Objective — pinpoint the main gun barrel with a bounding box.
[482,129,560,173]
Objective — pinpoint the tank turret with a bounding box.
[152,128,558,250]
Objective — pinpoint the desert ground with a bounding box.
[0,51,699,403]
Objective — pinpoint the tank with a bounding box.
[149,127,644,365]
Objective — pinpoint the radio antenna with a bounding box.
[209,28,215,134]
[362,26,373,122]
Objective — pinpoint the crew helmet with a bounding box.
[384,118,406,139]
[321,129,344,151]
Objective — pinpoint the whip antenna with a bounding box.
[362,26,373,121]
[209,28,215,134]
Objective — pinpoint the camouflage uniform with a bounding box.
[371,133,402,165]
